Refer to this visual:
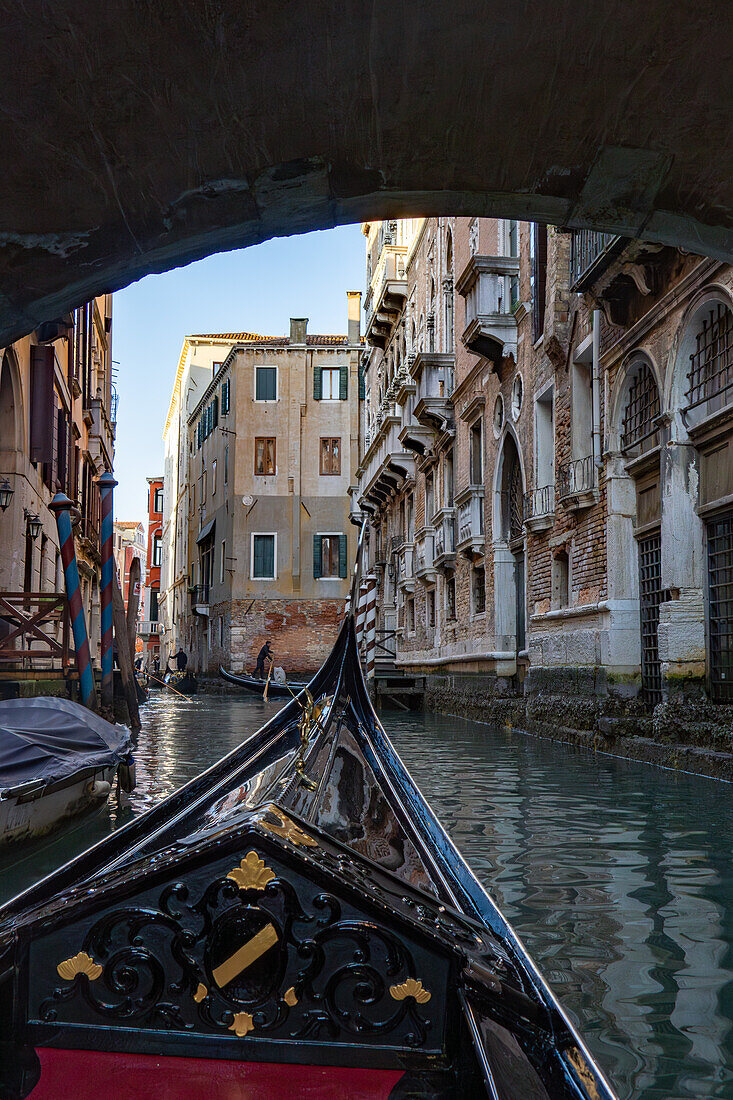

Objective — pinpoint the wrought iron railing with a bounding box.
[684,302,733,411]
[557,455,596,500]
[570,230,620,288]
[523,484,555,521]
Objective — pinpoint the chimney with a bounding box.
[347,291,361,345]
[289,317,308,344]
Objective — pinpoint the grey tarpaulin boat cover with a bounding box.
[0,697,132,797]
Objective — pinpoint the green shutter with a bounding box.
[339,534,348,578]
[358,364,365,400]
[213,395,219,427]
[313,365,322,401]
[339,363,348,401]
[313,534,322,578]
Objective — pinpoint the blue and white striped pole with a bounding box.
[97,472,118,709]
[49,492,97,710]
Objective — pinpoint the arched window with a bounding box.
[500,435,524,542]
[621,361,660,451]
[685,301,733,411]
[445,229,453,275]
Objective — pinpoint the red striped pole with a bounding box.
[50,492,97,709]
[365,576,377,681]
[97,472,118,709]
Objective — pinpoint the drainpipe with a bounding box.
[592,310,602,471]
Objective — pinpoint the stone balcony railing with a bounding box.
[455,255,519,366]
[138,620,163,635]
[414,527,437,581]
[455,486,485,556]
[411,352,454,432]
[358,416,416,509]
[364,245,408,348]
[87,393,116,470]
[433,508,457,568]
[395,540,416,592]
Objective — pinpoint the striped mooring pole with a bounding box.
[364,576,377,681]
[49,492,97,710]
[355,581,368,666]
[97,471,118,710]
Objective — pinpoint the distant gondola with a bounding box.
[0,525,616,1099]
[219,665,308,698]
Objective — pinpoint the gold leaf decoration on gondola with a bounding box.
[56,951,103,982]
[193,983,208,1003]
[259,804,318,847]
[229,1011,255,1037]
[283,986,298,1006]
[227,851,276,890]
[389,978,431,1003]
[565,1047,601,1100]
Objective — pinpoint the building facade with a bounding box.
[113,521,146,617]
[0,296,116,689]
[356,218,733,756]
[162,302,362,677]
[139,477,163,667]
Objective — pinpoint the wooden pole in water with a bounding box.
[112,566,141,729]
[126,557,141,667]
[263,658,273,702]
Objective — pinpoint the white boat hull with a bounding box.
[0,766,116,846]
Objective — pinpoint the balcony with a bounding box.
[398,420,434,456]
[191,584,210,615]
[87,392,116,471]
[557,456,599,511]
[414,527,437,582]
[138,620,163,636]
[523,485,555,533]
[455,255,519,367]
[455,486,485,557]
[569,230,624,291]
[393,367,416,406]
[395,540,416,592]
[358,417,416,509]
[412,352,454,432]
[364,245,408,349]
[433,509,456,569]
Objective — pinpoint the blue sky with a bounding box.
[112,224,365,522]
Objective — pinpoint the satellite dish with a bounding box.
[242,494,254,507]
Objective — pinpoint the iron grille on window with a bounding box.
[621,363,660,450]
[707,512,733,703]
[509,460,523,539]
[638,533,662,706]
[685,303,733,410]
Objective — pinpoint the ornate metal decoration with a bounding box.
[226,852,275,891]
[35,845,444,1055]
[56,952,102,982]
[565,1047,601,1100]
[389,978,431,1004]
[258,805,318,847]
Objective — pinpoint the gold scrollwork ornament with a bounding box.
[56,951,102,982]
[389,978,431,1004]
[227,851,276,891]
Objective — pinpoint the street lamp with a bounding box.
[0,478,13,511]
[24,510,42,540]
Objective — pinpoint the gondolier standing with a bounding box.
[167,648,188,674]
[254,640,272,679]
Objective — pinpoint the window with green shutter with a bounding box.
[252,534,276,578]
[313,365,322,401]
[339,534,348,578]
[339,363,348,400]
[256,366,277,401]
[312,534,322,578]
[358,364,365,400]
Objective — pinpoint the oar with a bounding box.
[263,660,274,702]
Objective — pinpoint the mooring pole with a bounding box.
[365,576,377,681]
[49,491,97,710]
[97,471,118,711]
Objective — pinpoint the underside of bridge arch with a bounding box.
[1,0,732,344]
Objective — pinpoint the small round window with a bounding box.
[493,395,504,438]
[511,373,523,420]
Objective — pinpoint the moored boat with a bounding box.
[0,697,134,847]
[0,529,616,1099]
[219,666,308,698]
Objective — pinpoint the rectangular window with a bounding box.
[212,459,217,496]
[444,449,454,507]
[446,575,456,620]
[531,223,548,342]
[427,588,436,628]
[220,539,226,584]
[153,487,163,513]
[152,535,162,567]
[224,444,229,484]
[255,437,276,475]
[221,378,230,415]
[321,535,340,578]
[320,437,341,475]
[202,469,207,503]
[470,420,483,484]
[150,587,159,623]
[472,565,486,614]
[255,365,277,401]
[407,597,415,633]
[252,534,276,579]
[321,367,341,400]
[425,473,434,523]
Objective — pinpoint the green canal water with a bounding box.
[0,693,731,1100]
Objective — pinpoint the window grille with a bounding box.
[685,303,733,410]
[621,363,660,450]
[707,512,733,702]
[638,533,663,705]
[509,459,523,540]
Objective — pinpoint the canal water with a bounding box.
[0,692,731,1100]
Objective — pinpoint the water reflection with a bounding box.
[0,693,730,1099]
